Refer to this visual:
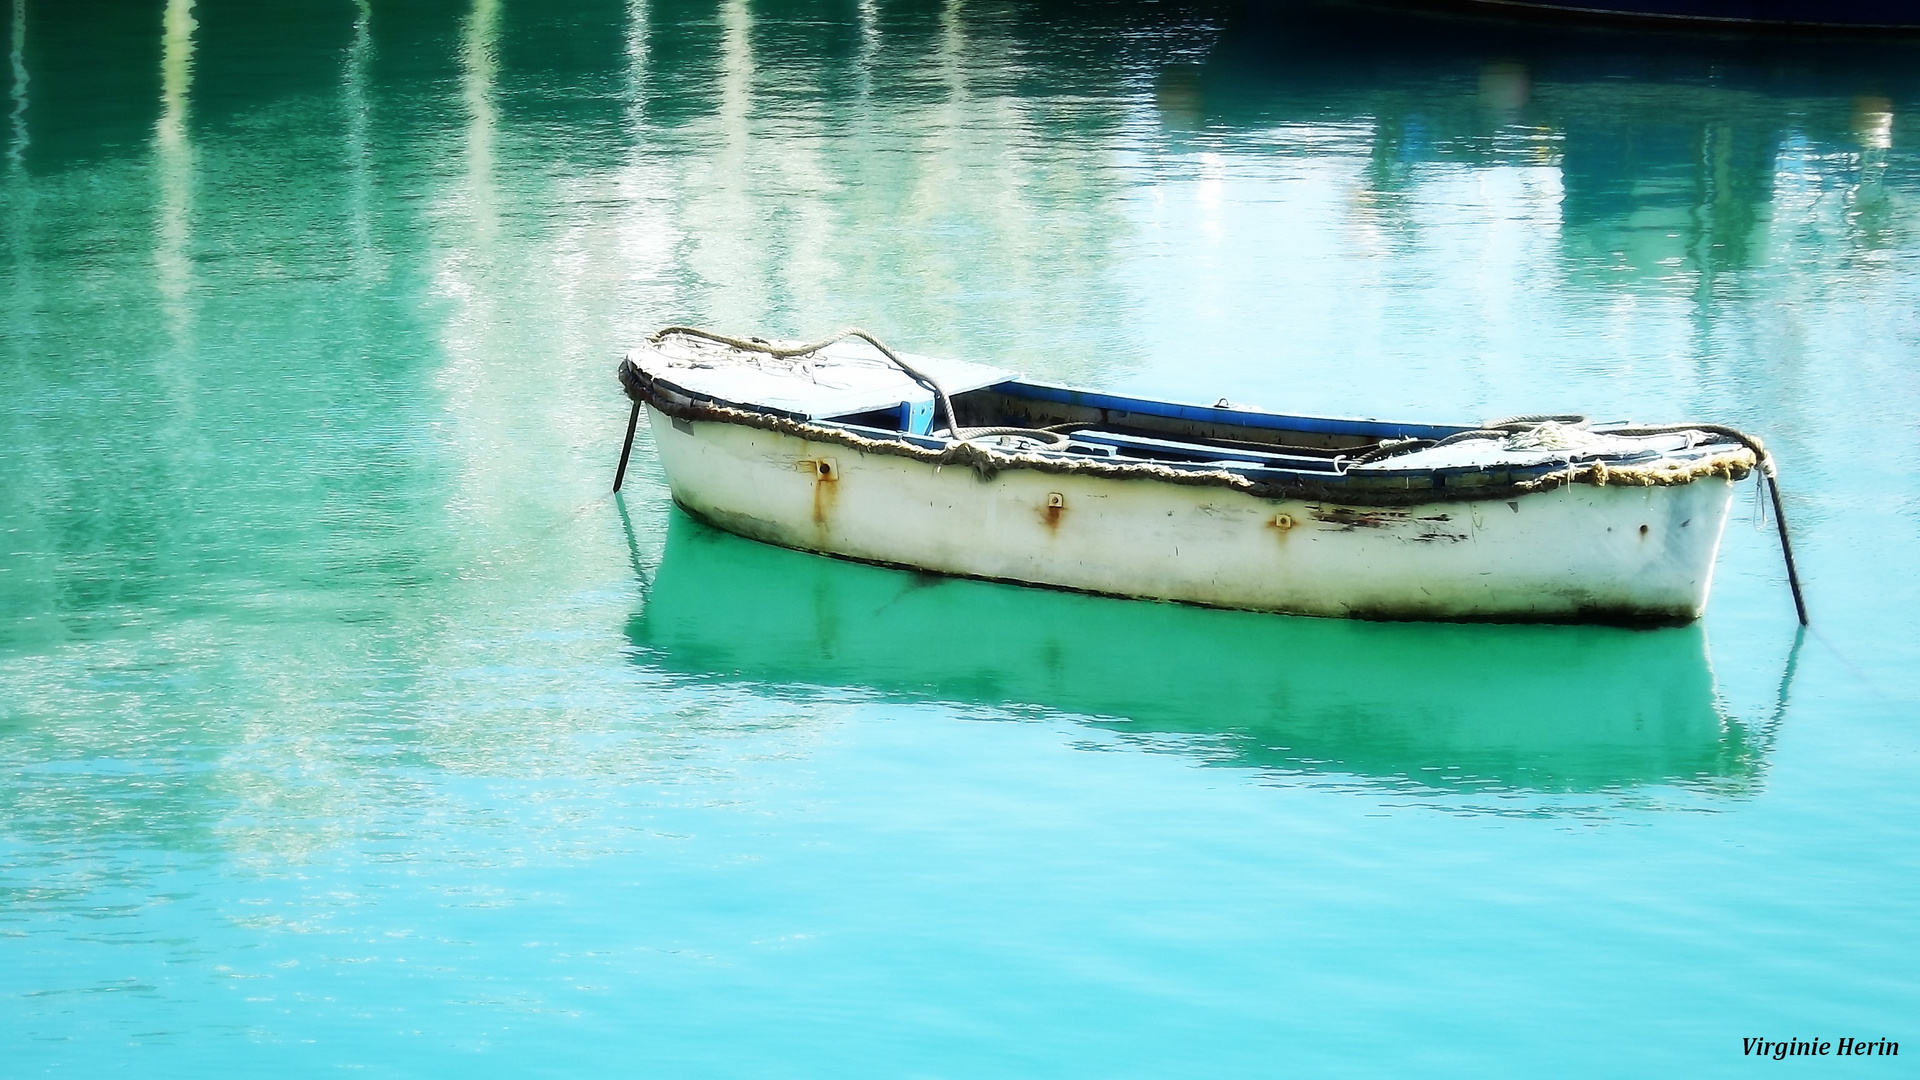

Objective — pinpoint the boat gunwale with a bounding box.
[621,359,1758,508]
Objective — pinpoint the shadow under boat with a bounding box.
[627,509,1776,796]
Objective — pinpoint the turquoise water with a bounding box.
[3,0,1917,1074]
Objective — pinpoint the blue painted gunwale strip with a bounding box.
[998,380,1470,442]
[824,420,1665,491]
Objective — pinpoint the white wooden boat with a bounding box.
[613,328,1804,625]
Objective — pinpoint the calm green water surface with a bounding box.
[3,0,1917,1075]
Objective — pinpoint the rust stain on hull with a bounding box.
[1040,492,1065,533]
[1309,505,1409,530]
[804,457,838,525]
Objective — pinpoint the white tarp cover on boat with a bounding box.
[630,335,1017,420]
[1346,424,1707,472]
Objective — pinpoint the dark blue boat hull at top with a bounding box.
[1420,0,1920,27]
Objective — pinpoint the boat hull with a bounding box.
[646,406,1739,623]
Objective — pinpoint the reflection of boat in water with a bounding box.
[628,511,1774,795]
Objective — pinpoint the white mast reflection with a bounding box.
[433,0,535,548]
[461,0,499,244]
[679,0,767,326]
[6,0,29,358]
[344,0,377,274]
[8,0,25,168]
[774,0,835,322]
[856,0,878,102]
[154,0,197,342]
[609,0,680,326]
[437,0,501,392]
[624,0,648,109]
[906,0,1118,371]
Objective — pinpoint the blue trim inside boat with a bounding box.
[1065,429,1345,470]
[901,398,936,436]
[822,419,1705,491]
[648,361,1726,493]
[844,420,1380,485]
[1000,381,1469,442]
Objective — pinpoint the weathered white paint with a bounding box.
[647,406,1739,622]
[636,338,1013,419]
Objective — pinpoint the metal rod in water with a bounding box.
[1767,472,1809,626]
[612,401,641,493]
